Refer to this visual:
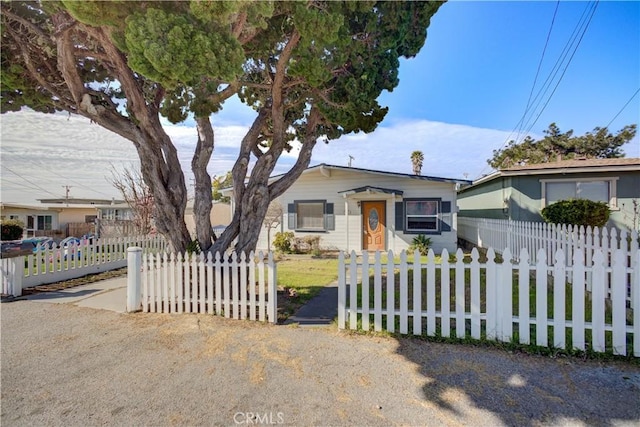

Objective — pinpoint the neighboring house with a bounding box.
[236,164,470,253]
[457,158,640,231]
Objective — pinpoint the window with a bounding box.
[85,215,97,224]
[396,199,452,235]
[36,215,52,231]
[405,200,439,231]
[542,179,616,207]
[288,200,335,231]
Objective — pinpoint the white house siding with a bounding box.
[255,167,459,254]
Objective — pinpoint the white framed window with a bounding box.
[541,178,618,208]
[297,202,324,230]
[287,200,335,232]
[405,200,439,232]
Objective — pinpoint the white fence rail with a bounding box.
[127,249,278,323]
[338,248,640,357]
[1,236,166,296]
[458,217,639,265]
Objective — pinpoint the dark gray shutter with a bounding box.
[324,203,335,230]
[440,219,451,232]
[395,202,404,231]
[440,201,451,232]
[287,203,296,230]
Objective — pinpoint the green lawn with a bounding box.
[274,253,340,321]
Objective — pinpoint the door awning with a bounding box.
[338,186,403,198]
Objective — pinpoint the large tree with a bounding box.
[489,123,637,170]
[1,0,443,254]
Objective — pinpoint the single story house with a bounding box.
[1,198,129,238]
[235,164,471,253]
[457,158,640,231]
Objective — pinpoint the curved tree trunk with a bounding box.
[52,16,192,253]
[192,117,214,251]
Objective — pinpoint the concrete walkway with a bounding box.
[283,282,339,326]
[17,276,128,313]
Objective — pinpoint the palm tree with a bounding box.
[410,151,424,175]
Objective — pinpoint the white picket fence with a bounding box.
[458,217,639,265]
[338,248,640,357]
[1,236,166,296]
[128,250,278,323]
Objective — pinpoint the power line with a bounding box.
[519,1,599,140]
[515,0,560,142]
[476,1,599,179]
[2,166,62,198]
[605,87,640,129]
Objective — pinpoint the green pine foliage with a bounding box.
[488,123,636,170]
[541,199,610,228]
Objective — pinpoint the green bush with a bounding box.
[273,231,294,253]
[541,199,610,228]
[1,220,24,240]
[408,234,432,256]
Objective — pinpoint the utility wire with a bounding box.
[519,1,599,140]
[515,0,560,142]
[476,1,599,179]
[2,166,62,198]
[605,87,640,129]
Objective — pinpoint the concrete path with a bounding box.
[283,282,339,326]
[19,276,128,313]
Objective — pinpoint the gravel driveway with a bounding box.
[2,301,639,426]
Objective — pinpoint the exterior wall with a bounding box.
[611,171,640,231]
[185,202,232,237]
[458,170,640,231]
[457,178,508,220]
[58,207,98,226]
[255,168,459,254]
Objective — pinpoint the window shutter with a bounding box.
[440,201,451,232]
[324,203,335,231]
[287,203,296,230]
[395,202,404,231]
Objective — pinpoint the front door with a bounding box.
[362,201,386,251]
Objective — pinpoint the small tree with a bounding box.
[109,166,155,235]
[264,201,283,250]
[541,199,610,228]
[1,219,24,240]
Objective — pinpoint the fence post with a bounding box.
[127,246,142,312]
[11,257,23,297]
[267,252,277,324]
[337,251,346,329]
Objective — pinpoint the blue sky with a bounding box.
[1,1,639,204]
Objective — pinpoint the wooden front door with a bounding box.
[362,201,386,251]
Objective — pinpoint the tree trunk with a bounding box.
[192,117,214,251]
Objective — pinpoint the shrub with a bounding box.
[273,231,294,253]
[541,199,610,228]
[408,234,432,256]
[1,220,24,240]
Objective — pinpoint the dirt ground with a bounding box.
[1,300,639,427]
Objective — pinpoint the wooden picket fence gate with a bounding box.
[135,251,278,323]
[338,247,640,357]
